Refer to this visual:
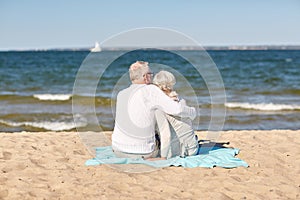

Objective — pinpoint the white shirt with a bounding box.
[112,84,196,154]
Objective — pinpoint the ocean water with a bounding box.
[0,49,299,132]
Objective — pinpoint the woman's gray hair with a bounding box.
[129,61,149,81]
[153,70,176,91]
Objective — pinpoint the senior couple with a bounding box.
[112,61,199,160]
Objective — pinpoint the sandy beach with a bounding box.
[0,130,299,199]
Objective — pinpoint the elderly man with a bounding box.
[112,61,196,159]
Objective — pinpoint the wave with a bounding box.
[33,94,72,101]
[255,89,300,96]
[225,102,300,111]
[0,118,87,131]
[0,93,113,106]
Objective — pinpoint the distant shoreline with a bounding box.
[1,45,300,52]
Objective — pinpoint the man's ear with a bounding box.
[143,75,148,83]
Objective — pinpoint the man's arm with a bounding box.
[149,85,197,120]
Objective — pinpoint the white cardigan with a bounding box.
[112,84,196,154]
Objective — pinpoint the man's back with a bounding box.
[112,84,158,154]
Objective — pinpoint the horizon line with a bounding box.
[1,44,300,52]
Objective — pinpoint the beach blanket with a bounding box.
[85,146,248,168]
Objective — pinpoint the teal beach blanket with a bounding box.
[85,146,248,168]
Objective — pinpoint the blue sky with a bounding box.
[1,0,300,50]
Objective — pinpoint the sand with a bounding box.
[0,130,299,200]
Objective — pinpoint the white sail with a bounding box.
[90,42,101,52]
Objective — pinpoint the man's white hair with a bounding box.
[129,61,149,81]
[153,70,176,91]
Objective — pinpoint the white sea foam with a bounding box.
[0,118,87,131]
[225,102,300,111]
[33,94,72,101]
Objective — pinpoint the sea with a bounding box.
[0,49,299,132]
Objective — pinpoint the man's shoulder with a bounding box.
[116,86,131,98]
[139,84,163,94]
[145,84,160,90]
[117,84,160,96]
[117,84,147,95]
[128,84,159,91]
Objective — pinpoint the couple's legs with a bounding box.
[155,110,180,158]
[113,149,159,159]
[113,109,198,160]
[155,110,199,159]
[113,140,160,159]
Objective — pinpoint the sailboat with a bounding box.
[90,42,101,52]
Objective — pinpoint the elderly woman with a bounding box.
[153,70,199,159]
